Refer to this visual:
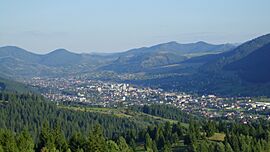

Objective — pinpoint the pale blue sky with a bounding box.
[1,0,270,53]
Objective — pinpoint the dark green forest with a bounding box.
[1,91,270,152]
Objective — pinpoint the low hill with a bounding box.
[0,77,32,93]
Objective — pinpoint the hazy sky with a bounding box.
[1,0,270,53]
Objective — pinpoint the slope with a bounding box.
[224,42,270,83]
[100,41,235,73]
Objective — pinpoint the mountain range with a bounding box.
[129,34,270,96]
[1,34,270,96]
[0,46,116,78]
[100,41,235,72]
[0,41,235,78]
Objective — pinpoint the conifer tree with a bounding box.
[107,140,120,152]
[117,136,132,152]
[17,129,34,152]
[145,133,153,151]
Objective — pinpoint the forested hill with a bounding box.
[224,42,270,83]
[1,91,270,151]
[135,33,270,97]
[0,76,32,93]
[99,41,235,73]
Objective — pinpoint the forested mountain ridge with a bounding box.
[224,42,270,83]
[202,33,270,73]
[100,41,235,73]
[1,34,270,96]
[0,41,235,78]
[0,46,115,78]
[127,33,270,96]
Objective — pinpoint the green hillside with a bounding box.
[0,77,32,93]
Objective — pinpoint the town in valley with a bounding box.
[27,76,270,123]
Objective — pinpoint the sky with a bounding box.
[1,0,270,53]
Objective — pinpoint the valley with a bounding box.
[1,1,270,151]
[0,33,270,152]
[26,76,270,123]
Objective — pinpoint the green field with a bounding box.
[208,133,225,142]
[59,105,189,128]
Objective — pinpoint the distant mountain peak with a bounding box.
[0,46,29,53]
[0,46,40,63]
[195,41,209,45]
[50,48,72,53]
[47,49,78,56]
[150,41,180,49]
[164,41,179,45]
[1,45,22,49]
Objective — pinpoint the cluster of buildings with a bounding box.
[27,77,270,122]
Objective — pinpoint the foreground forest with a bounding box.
[1,92,270,152]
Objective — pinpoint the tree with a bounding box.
[107,140,120,152]
[230,134,240,152]
[164,122,172,142]
[162,143,171,152]
[145,133,153,151]
[197,140,208,152]
[117,136,132,152]
[214,143,225,152]
[69,132,85,152]
[152,141,158,152]
[157,133,166,150]
[205,121,216,137]
[0,130,19,152]
[86,124,108,152]
[38,121,56,151]
[129,138,136,151]
[225,142,233,152]
[17,129,34,152]
[54,123,69,152]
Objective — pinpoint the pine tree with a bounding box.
[86,124,108,152]
[129,138,137,151]
[157,133,166,150]
[145,133,153,151]
[117,136,132,152]
[38,121,56,151]
[162,143,171,152]
[54,123,68,152]
[107,140,120,152]
[69,132,85,152]
[0,130,19,152]
[164,122,172,142]
[230,133,240,152]
[152,141,158,152]
[214,142,225,152]
[17,129,34,152]
[225,142,233,152]
[197,140,208,152]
